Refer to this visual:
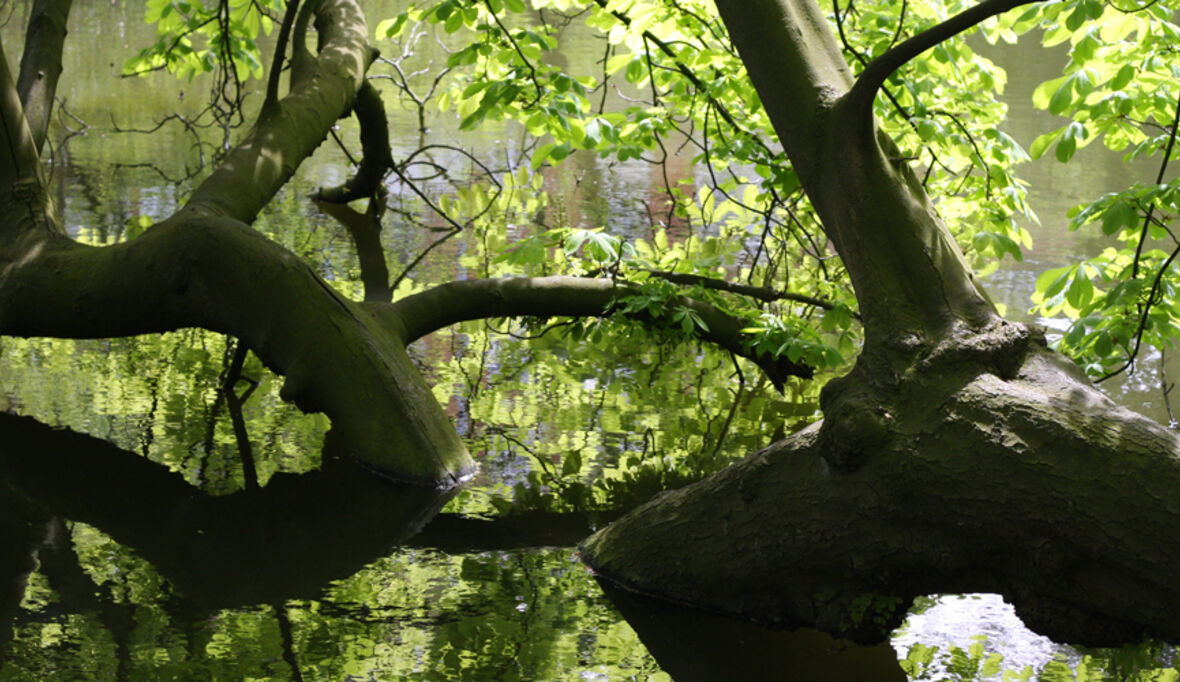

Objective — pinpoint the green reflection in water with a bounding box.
[3,526,663,681]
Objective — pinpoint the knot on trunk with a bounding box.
[816,319,1046,473]
[912,318,1041,380]
[816,368,895,473]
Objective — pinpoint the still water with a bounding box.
[0,2,1177,680]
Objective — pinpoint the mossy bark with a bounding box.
[0,0,473,485]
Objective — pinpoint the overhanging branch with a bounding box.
[641,269,849,313]
[183,0,374,223]
[377,276,813,389]
[846,0,1041,117]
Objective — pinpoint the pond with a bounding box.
[1,2,1178,680]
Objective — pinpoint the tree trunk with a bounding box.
[580,0,1180,647]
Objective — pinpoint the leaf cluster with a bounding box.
[126,0,283,81]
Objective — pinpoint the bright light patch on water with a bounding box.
[891,594,1067,678]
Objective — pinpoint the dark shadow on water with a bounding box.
[598,579,907,682]
[0,412,455,609]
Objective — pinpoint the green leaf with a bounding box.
[1093,331,1113,357]
[530,142,555,169]
[547,142,572,162]
[1055,134,1077,162]
[444,8,464,33]
[1048,77,1075,115]
[1101,200,1137,235]
[1065,271,1094,309]
[1036,266,1075,300]
[1109,64,1135,91]
[1032,76,1069,110]
[1056,123,1085,162]
[1029,128,1063,160]
[561,450,582,476]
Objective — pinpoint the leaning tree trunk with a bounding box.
[580,0,1180,647]
[0,0,474,486]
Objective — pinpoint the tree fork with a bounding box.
[582,344,1180,645]
[580,0,1180,648]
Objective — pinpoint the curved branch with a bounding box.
[378,276,813,389]
[846,0,1040,116]
[183,0,375,223]
[0,215,473,485]
[0,1,471,486]
[314,81,394,204]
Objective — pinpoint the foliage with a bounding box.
[380,0,860,356]
[102,0,1180,528]
[126,0,284,81]
[1021,0,1180,379]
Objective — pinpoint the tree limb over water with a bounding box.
[381,275,813,387]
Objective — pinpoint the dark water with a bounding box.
[0,2,1178,680]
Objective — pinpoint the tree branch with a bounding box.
[315,197,392,302]
[0,31,61,240]
[313,81,394,204]
[378,276,813,389]
[846,0,1040,117]
[715,0,998,344]
[641,269,849,313]
[264,0,301,107]
[183,0,375,223]
[0,213,474,484]
[15,0,72,153]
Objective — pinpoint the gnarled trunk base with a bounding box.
[581,329,1180,646]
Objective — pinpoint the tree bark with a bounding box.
[0,0,473,485]
[15,0,72,152]
[583,344,1180,645]
[381,275,812,386]
[581,0,1180,648]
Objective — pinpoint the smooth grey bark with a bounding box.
[581,0,1180,648]
[15,0,72,151]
